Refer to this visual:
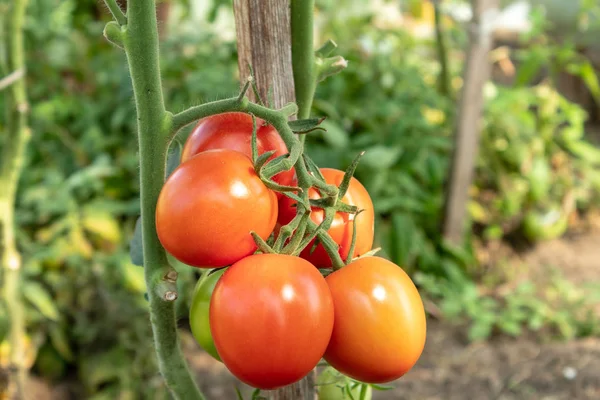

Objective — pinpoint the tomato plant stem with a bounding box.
[104,0,127,26]
[109,0,204,397]
[291,0,316,121]
[0,0,30,396]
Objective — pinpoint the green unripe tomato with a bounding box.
[523,207,568,242]
[190,268,227,361]
[317,366,372,400]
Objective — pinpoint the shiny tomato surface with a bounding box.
[156,149,277,267]
[324,256,426,383]
[210,254,334,389]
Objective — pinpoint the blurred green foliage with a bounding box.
[1,0,600,397]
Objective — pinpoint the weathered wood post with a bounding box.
[443,0,499,244]
[233,1,315,399]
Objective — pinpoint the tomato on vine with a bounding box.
[156,149,278,267]
[181,112,295,193]
[189,268,227,361]
[324,256,426,383]
[278,168,374,267]
[210,254,334,390]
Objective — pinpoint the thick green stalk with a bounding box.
[291,0,316,120]
[0,0,29,396]
[118,0,203,398]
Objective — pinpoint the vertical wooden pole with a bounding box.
[442,0,499,244]
[233,0,296,108]
[232,2,313,400]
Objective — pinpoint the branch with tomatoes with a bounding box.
[101,0,427,398]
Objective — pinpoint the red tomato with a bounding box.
[278,168,374,268]
[156,149,277,267]
[324,256,426,383]
[210,254,334,389]
[181,112,295,194]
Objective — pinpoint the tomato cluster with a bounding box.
[156,113,426,390]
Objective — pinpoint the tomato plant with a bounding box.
[317,367,373,400]
[209,253,334,390]
[324,256,426,383]
[156,149,278,267]
[181,112,295,193]
[278,168,374,267]
[189,268,227,361]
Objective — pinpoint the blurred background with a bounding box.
[1,0,600,399]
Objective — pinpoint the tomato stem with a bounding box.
[291,0,316,121]
[251,232,275,254]
[104,0,127,26]
[102,0,205,397]
[345,210,362,265]
[273,210,307,253]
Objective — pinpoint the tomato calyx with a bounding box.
[249,142,367,270]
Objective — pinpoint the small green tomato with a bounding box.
[189,268,227,361]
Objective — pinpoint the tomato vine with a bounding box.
[101,0,356,397]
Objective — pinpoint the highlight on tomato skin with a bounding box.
[155,149,278,268]
[323,256,426,384]
[278,168,375,268]
[180,112,295,193]
[209,253,335,390]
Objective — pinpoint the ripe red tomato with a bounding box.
[210,254,334,390]
[181,112,295,193]
[278,168,374,268]
[156,149,277,267]
[189,268,227,361]
[324,256,426,383]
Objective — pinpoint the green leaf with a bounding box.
[23,281,59,321]
[571,60,600,103]
[288,117,326,134]
[319,120,349,149]
[81,207,122,245]
[467,201,488,223]
[469,320,494,341]
[389,212,418,267]
[122,260,147,293]
[0,308,8,342]
[564,140,600,165]
[130,217,143,266]
[49,324,74,362]
[361,145,402,169]
[79,347,128,391]
[527,157,551,202]
[515,49,546,86]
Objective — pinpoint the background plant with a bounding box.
[1,0,599,398]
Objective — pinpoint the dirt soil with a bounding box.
[26,230,600,400]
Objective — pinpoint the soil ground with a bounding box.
[26,229,600,400]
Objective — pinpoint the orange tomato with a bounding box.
[324,256,426,383]
[278,168,374,267]
[156,149,277,267]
